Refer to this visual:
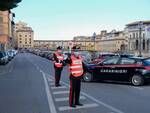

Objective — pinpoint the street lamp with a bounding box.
[138,21,143,57]
[92,32,96,51]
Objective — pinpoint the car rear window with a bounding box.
[120,58,135,64]
[143,59,150,66]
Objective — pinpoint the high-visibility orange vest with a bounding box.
[54,52,64,68]
[69,55,83,77]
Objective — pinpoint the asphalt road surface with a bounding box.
[0,53,150,113]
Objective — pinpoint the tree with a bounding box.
[0,0,22,11]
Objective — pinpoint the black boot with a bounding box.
[70,104,76,108]
[75,102,83,106]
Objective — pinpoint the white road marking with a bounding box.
[58,103,99,111]
[55,96,86,102]
[51,86,67,89]
[47,73,125,113]
[47,78,53,82]
[41,71,57,113]
[30,61,124,113]
[132,87,143,90]
[0,72,6,75]
[53,91,69,95]
[50,82,55,85]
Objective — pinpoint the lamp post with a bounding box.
[92,32,96,51]
[138,21,143,57]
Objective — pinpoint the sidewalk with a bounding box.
[0,62,13,75]
[0,65,8,75]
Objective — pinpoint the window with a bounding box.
[133,33,135,38]
[143,33,145,38]
[103,57,119,65]
[120,58,135,64]
[144,59,150,66]
[147,39,149,50]
[20,41,22,43]
[25,35,27,37]
[136,33,138,38]
[136,40,138,50]
[143,39,145,50]
[130,34,132,39]
[19,35,22,37]
[0,52,4,58]
[20,38,22,40]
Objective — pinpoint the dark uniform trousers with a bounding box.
[69,76,81,106]
[54,66,63,86]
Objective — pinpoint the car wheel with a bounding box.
[131,74,144,86]
[83,72,93,82]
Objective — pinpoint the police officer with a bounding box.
[65,46,86,108]
[53,46,64,87]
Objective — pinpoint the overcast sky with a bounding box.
[12,0,150,40]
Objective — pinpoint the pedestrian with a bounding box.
[65,46,86,108]
[53,46,64,87]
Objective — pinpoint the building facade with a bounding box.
[73,30,127,52]
[98,30,128,52]
[0,10,15,50]
[34,40,70,50]
[125,21,150,56]
[15,22,34,49]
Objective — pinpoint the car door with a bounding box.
[96,56,120,80]
[114,57,136,81]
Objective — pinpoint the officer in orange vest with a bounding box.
[65,46,86,108]
[53,46,64,87]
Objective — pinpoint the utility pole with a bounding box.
[138,21,143,57]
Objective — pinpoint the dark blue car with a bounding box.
[83,56,150,86]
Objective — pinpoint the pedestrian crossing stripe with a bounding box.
[55,96,86,102]
[51,86,67,89]
[47,78,53,82]
[58,103,99,111]
[53,91,69,95]
[50,82,55,85]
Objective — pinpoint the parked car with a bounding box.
[7,51,14,61]
[79,51,92,63]
[0,51,8,65]
[47,52,54,60]
[83,56,150,86]
[90,53,117,64]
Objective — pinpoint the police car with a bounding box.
[83,56,150,86]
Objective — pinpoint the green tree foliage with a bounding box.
[0,0,22,11]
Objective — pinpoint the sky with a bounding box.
[12,0,150,40]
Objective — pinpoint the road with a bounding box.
[0,53,150,113]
